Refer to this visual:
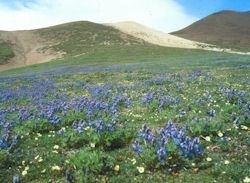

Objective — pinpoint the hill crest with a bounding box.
[171,10,250,51]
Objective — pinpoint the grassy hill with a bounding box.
[0,40,14,64]
[35,21,146,56]
[1,19,249,72]
[0,21,147,71]
[172,10,250,51]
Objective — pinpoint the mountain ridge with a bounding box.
[171,10,250,51]
[1,17,250,71]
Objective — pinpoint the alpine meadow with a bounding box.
[0,2,249,183]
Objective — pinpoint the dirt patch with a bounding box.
[0,31,64,71]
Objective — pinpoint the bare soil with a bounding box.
[0,31,63,71]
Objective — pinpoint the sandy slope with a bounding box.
[0,31,63,71]
[107,21,204,49]
[108,21,250,55]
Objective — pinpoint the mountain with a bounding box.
[1,19,249,71]
[172,10,250,51]
[0,21,146,71]
[0,21,209,71]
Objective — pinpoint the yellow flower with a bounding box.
[206,157,212,162]
[224,160,230,165]
[51,165,61,171]
[137,166,145,173]
[243,176,250,183]
[114,165,120,172]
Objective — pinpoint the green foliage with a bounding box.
[189,119,225,137]
[0,40,250,182]
[36,21,145,56]
[99,128,136,151]
[0,41,14,64]
[68,149,116,182]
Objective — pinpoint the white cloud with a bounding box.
[0,0,198,33]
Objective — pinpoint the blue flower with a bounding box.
[156,147,168,164]
[132,140,143,155]
[207,109,216,117]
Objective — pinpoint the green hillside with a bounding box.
[0,41,14,64]
[36,21,146,56]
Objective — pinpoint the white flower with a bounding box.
[224,160,230,165]
[243,176,250,183]
[114,165,120,172]
[205,136,211,142]
[241,125,248,130]
[22,170,28,176]
[90,143,95,148]
[131,158,136,165]
[206,157,212,162]
[218,131,223,137]
[53,145,59,149]
[51,165,61,171]
[37,133,42,137]
[137,166,145,173]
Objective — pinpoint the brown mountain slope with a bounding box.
[0,21,145,71]
[172,10,250,51]
[0,30,62,71]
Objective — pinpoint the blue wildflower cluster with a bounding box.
[0,121,20,152]
[132,121,203,164]
[72,119,117,134]
[220,87,249,125]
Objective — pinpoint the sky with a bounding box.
[0,0,250,32]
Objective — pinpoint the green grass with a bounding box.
[0,41,14,65]
[1,44,249,76]
[35,21,145,56]
[0,42,250,182]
